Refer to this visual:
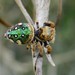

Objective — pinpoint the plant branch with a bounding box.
[32,0,51,75]
[32,0,50,28]
[0,18,12,27]
[15,0,34,25]
[55,0,62,25]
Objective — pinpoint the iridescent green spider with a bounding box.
[3,0,62,74]
[4,18,56,75]
[4,21,55,66]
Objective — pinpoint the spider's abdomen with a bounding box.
[4,23,34,45]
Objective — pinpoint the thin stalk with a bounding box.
[15,0,34,25]
[55,0,62,25]
[0,18,12,27]
[32,0,50,28]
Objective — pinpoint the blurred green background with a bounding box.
[0,0,75,75]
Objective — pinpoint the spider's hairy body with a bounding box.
[4,21,55,66]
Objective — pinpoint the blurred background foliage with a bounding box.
[0,0,75,75]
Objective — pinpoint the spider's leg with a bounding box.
[46,45,52,54]
[37,42,43,57]
[44,41,52,54]
[31,41,36,58]
[31,41,43,75]
[26,43,31,50]
[31,42,43,75]
[31,41,37,73]
[34,41,43,75]
[36,22,39,29]
[34,22,39,30]
[50,28,56,43]
[44,42,55,66]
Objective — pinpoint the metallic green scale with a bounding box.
[6,23,31,44]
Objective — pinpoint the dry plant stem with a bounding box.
[32,0,50,28]
[0,18,12,27]
[32,0,51,75]
[55,0,62,25]
[44,47,55,66]
[15,0,34,25]
[35,57,43,75]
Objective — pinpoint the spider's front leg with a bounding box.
[37,42,43,57]
[31,41,36,57]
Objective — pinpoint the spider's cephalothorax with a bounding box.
[4,23,34,45]
[35,21,55,43]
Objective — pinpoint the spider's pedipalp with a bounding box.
[46,45,52,54]
[44,41,52,54]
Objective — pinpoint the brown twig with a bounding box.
[0,18,12,27]
[55,0,62,25]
